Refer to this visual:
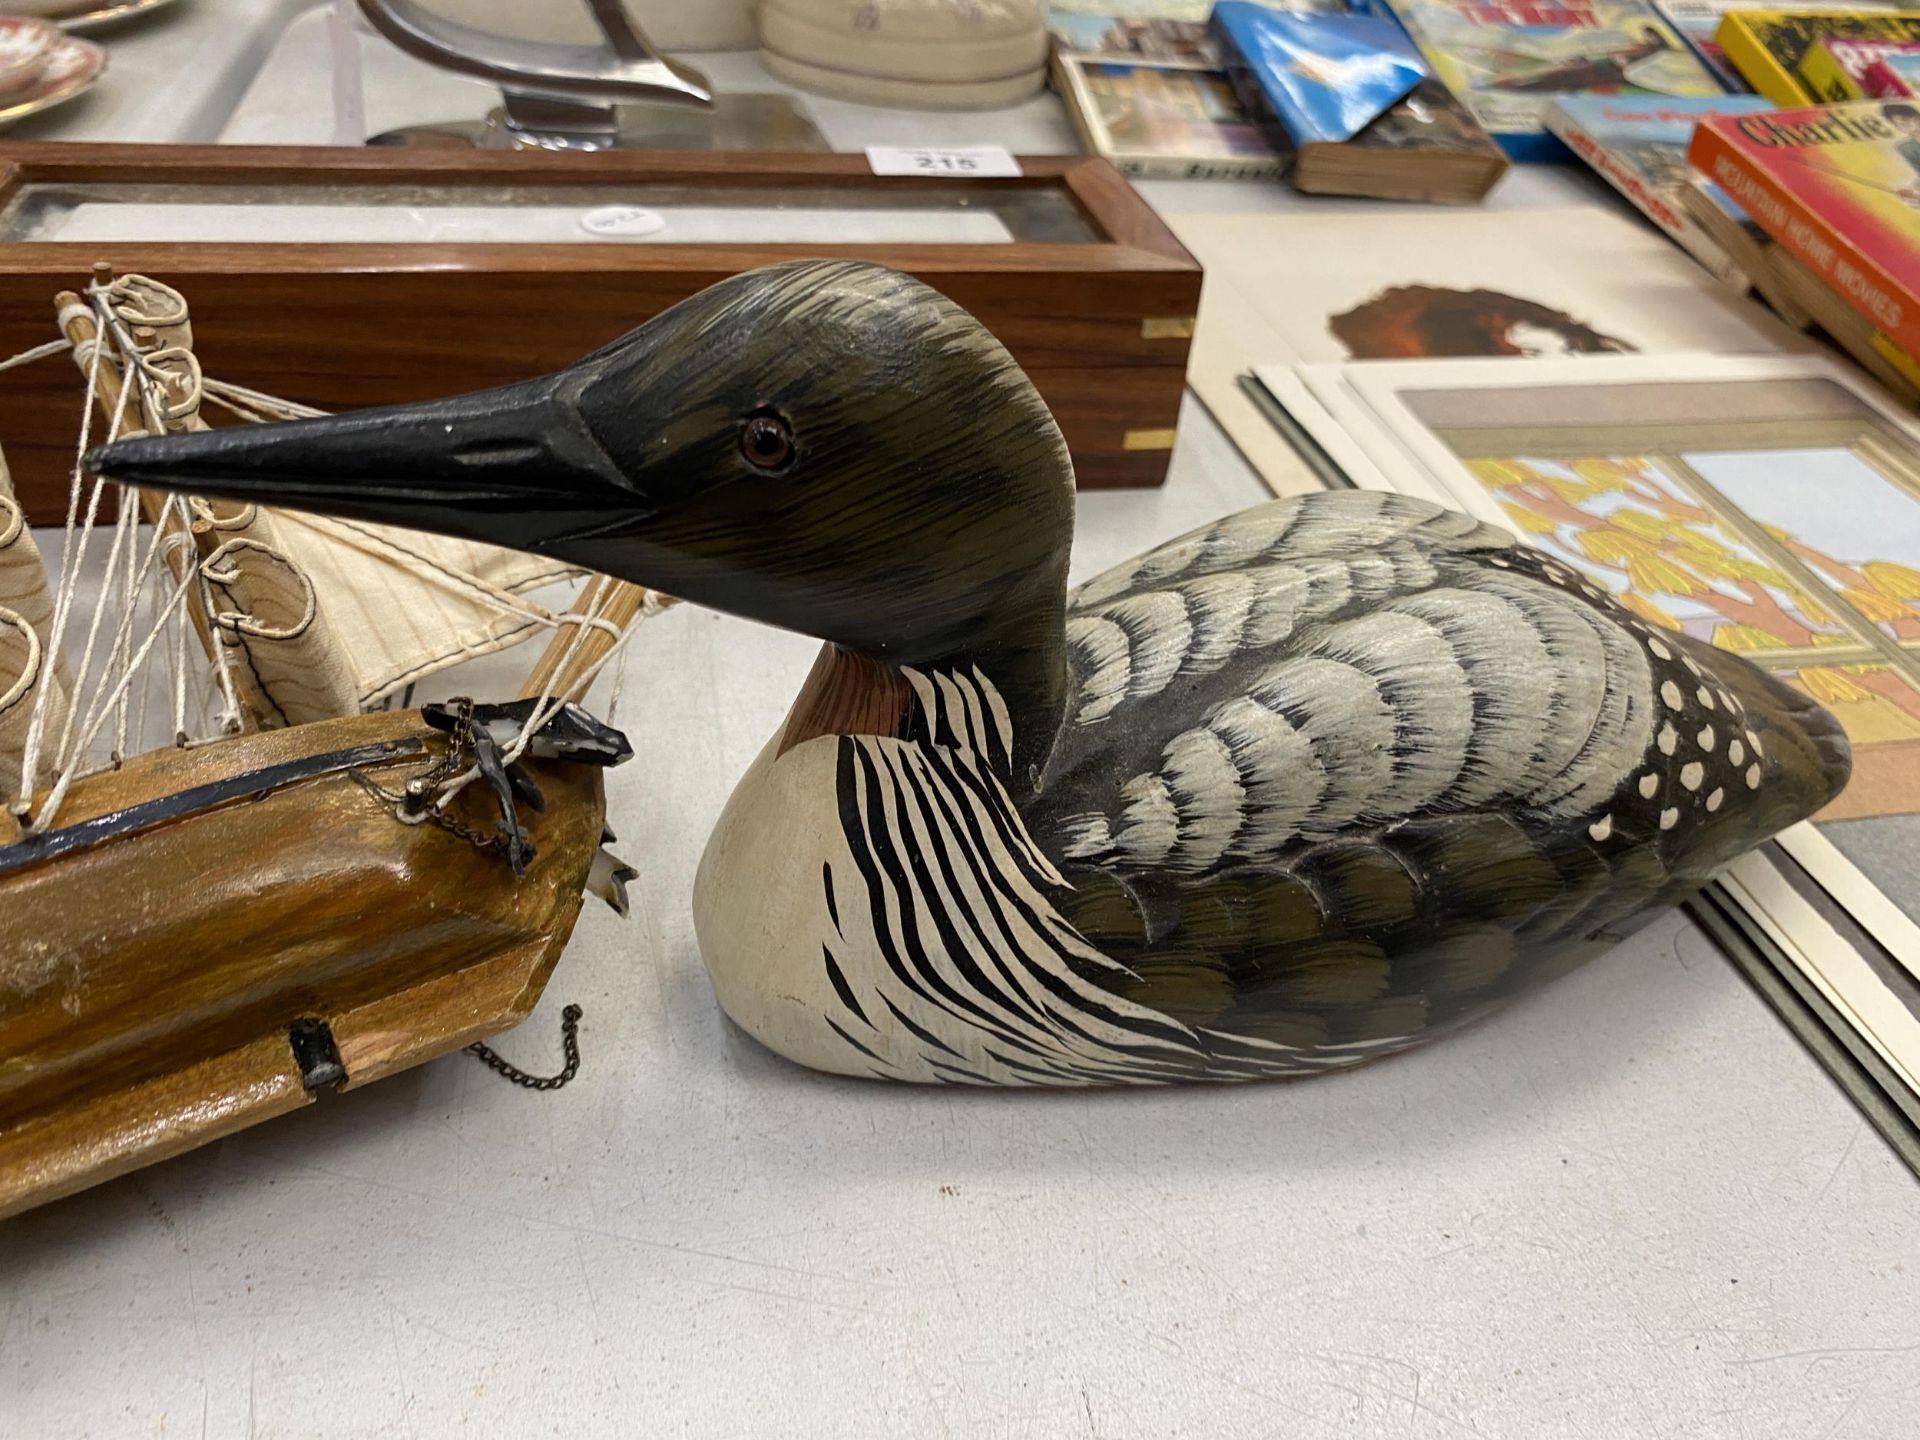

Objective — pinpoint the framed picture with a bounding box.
[0,144,1203,514]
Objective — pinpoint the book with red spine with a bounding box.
[1689,102,1920,354]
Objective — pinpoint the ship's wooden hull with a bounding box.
[0,709,607,1218]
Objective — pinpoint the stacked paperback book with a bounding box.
[1047,3,1920,418]
[1047,0,1509,197]
[1520,8,1920,400]
[1210,1,1508,199]
[1046,0,1834,185]
[1688,99,1920,391]
[1546,94,1778,284]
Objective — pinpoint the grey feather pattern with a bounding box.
[1242,657,1394,849]
[1305,608,1477,818]
[1385,586,1557,807]
[1062,615,1130,725]
[1095,592,1190,706]
[1040,493,1664,879]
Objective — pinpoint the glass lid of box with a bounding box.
[0,180,1102,246]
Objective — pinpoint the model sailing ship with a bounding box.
[0,269,653,1218]
[100,259,1854,1089]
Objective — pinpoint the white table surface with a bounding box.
[6,11,1918,1439]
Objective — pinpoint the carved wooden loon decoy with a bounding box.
[94,260,1851,1087]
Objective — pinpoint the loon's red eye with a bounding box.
[740,412,796,472]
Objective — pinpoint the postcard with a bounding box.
[1055,57,1285,177]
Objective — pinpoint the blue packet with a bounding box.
[1210,2,1428,146]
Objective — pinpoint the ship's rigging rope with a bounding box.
[2,277,665,836]
[12,290,205,831]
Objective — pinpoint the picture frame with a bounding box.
[0,143,1204,517]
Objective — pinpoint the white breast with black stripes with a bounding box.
[692,665,1357,1085]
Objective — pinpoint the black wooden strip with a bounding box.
[891,751,1076,1040]
[884,750,1072,1050]
[842,740,1040,1049]
[925,747,1204,1054]
[924,1055,995,1085]
[835,739,965,1017]
[0,737,427,880]
[889,741,1210,1079]
[822,860,842,936]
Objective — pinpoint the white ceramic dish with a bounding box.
[0,29,102,128]
[10,0,185,34]
[0,16,59,98]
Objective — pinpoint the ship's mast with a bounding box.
[0,454,66,810]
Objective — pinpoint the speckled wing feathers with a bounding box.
[1013,490,1841,1064]
[1045,494,1659,873]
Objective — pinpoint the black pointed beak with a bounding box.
[86,371,640,556]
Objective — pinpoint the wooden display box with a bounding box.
[0,145,1202,522]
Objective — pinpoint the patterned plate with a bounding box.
[9,0,187,34]
[0,17,58,97]
[0,31,102,128]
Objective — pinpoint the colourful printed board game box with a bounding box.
[1690,101,1920,353]
[1798,34,1920,96]
[1715,9,1920,101]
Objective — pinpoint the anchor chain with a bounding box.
[348,696,513,858]
[466,1004,584,1091]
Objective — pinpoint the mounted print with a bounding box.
[1179,207,1805,367]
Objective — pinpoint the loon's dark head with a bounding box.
[90,261,1077,703]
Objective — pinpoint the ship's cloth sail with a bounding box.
[5,271,634,836]
[0,457,67,797]
[68,274,581,730]
[189,500,576,725]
